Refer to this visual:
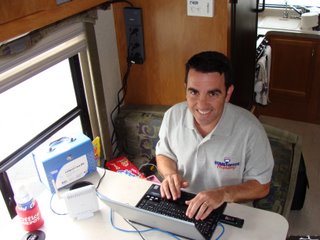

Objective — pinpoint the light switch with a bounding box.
[187,0,214,17]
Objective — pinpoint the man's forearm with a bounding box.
[156,154,178,177]
[219,180,270,203]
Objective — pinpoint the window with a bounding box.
[0,55,92,218]
[0,17,109,221]
[0,59,80,161]
[264,0,320,7]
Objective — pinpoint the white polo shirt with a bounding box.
[156,102,274,193]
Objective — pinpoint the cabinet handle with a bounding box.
[312,48,315,57]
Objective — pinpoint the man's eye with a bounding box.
[189,90,197,95]
[209,91,220,97]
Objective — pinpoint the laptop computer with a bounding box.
[97,183,226,240]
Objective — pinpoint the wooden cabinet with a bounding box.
[0,0,50,25]
[0,0,106,43]
[313,44,320,123]
[258,32,320,124]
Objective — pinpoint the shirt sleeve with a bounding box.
[155,109,178,162]
[243,125,274,185]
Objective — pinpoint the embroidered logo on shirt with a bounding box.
[214,157,240,170]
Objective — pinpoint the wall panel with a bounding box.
[113,1,229,106]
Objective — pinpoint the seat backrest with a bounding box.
[114,105,170,165]
[254,124,302,219]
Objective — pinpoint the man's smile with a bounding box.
[197,109,212,115]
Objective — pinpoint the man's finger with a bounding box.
[168,176,180,200]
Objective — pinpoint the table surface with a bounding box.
[3,168,289,240]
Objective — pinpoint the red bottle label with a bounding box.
[16,200,44,232]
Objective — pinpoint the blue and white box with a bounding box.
[33,133,97,193]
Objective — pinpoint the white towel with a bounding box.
[255,45,271,105]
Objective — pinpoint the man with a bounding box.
[155,51,274,221]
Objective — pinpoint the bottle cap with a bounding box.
[14,185,35,211]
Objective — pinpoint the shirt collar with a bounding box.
[183,102,234,137]
[213,103,233,137]
[185,107,194,129]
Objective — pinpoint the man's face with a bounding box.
[186,68,234,132]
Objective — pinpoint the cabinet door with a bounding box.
[312,44,320,123]
[260,34,317,123]
[0,0,49,24]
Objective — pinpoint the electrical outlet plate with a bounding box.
[124,7,145,64]
[187,0,214,17]
[56,0,71,5]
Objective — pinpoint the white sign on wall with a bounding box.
[187,0,214,17]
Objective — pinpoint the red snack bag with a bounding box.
[105,156,145,178]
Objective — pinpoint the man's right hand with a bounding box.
[160,173,189,200]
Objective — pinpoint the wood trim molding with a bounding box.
[0,0,107,43]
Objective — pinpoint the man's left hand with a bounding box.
[185,189,225,220]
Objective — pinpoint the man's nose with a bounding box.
[197,94,208,106]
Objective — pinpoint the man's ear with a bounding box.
[225,84,234,102]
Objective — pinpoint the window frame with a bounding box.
[0,55,92,218]
[0,15,111,218]
[264,0,320,7]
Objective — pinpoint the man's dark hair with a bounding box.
[185,51,234,89]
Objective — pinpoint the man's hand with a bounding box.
[160,173,189,200]
[156,155,189,200]
[185,189,225,220]
[185,180,270,220]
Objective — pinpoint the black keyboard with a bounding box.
[136,184,226,240]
